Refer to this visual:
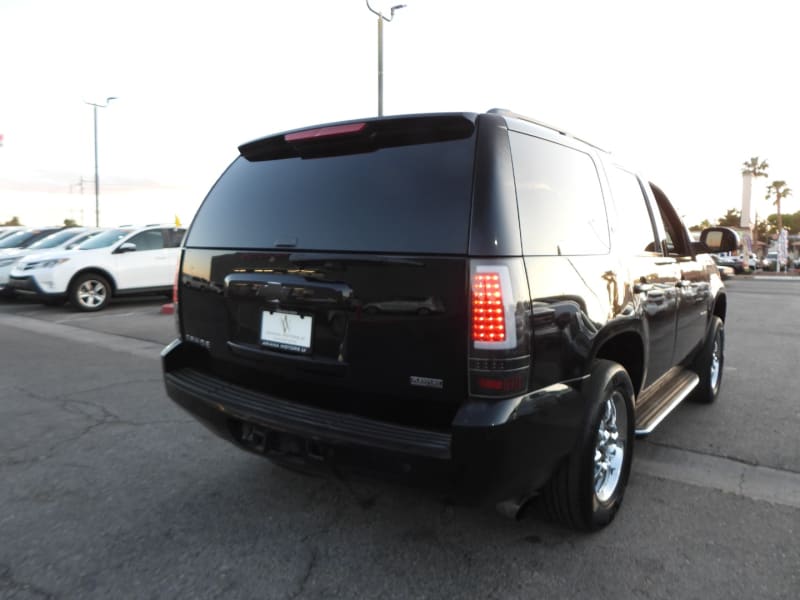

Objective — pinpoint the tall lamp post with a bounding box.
[86,97,117,227]
[365,1,406,116]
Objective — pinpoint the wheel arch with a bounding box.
[69,268,118,295]
[712,291,727,323]
[592,329,645,398]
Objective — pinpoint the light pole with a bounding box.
[85,97,117,227]
[365,1,406,116]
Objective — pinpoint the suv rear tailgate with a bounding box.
[179,249,468,428]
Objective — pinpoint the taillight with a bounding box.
[469,262,528,398]
[472,272,506,343]
[471,265,516,350]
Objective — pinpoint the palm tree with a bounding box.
[742,156,769,177]
[740,158,769,267]
[766,180,792,232]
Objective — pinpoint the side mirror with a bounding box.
[116,242,137,253]
[699,227,739,253]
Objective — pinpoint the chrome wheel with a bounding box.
[594,390,627,503]
[77,279,107,309]
[709,334,721,392]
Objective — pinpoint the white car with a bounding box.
[8,225,185,311]
[0,227,99,296]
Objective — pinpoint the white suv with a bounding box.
[8,225,185,311]
[0,227,98,297]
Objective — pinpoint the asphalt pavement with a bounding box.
[0,282,798,599]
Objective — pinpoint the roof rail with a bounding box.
[487,108,608,153]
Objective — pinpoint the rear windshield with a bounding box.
[187,122,477,254]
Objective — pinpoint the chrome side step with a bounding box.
[635,367,699,435]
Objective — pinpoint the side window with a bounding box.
[163,228,186,248]
[649,183,690,256]
[127,230,165,251]
[509,132,610,256]
[607,167,660,254]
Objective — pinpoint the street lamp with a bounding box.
[365,1,406,116]
[85,97,117,227]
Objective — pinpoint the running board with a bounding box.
[635,367,699,435]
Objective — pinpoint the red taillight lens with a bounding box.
[472,272,506,343]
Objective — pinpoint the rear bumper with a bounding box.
[162,339,585,504]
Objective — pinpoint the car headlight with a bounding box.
[26,258,70,269]
[0,257,19,267]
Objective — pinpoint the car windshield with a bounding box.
[0,230,36,248]
[27,229,83,249]
[77,228,131,250]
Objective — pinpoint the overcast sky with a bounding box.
[0,0,797,228]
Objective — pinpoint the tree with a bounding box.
[717,208,741,227]
[742,156,769,178]
[741,158,769,251]
[765,180,793,231]
[2,216,21,226]
[765,210,799,235]
[64,218,78,227]
[689,219,712,232]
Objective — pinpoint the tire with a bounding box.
[689,316,724,404]
[542,359,635,531]
[69,273,111,312]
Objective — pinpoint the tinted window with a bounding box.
[128,230,165,251]
[187,137,476,253]
[607,167,660,254]
[79,229,132,250]
[27,229,83,249]
[0,231,37,248]
[650,183,690,256]
[510,133,609,255]
[163,228,186,248]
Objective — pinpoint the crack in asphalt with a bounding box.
[1,382,192,470]
[289,547,319,600]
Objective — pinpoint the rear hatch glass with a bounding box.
[185,115,477,254]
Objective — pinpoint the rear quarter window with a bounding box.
[509,132,610,256]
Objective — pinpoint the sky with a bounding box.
[1,0,798,229]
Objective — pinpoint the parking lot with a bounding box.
[1,280,798,599]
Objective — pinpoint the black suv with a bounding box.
[163,110,736,531]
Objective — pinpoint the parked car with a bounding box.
[715,252,757,273]
[0,228,99,297]
[162,110,735,531]
[0,226,25,241]
[8,225,185,310]
[762,252,779,271]
[0,226,65,251]
[710,255,735,280]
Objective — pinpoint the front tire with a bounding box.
[69,273,111,312]
[542,359,635,531]
[689,316,724,404]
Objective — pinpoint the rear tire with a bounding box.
[69,273,111,312]
[689,316,724,404]
[542,359,635,531]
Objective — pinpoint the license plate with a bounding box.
[260,311,312,354]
